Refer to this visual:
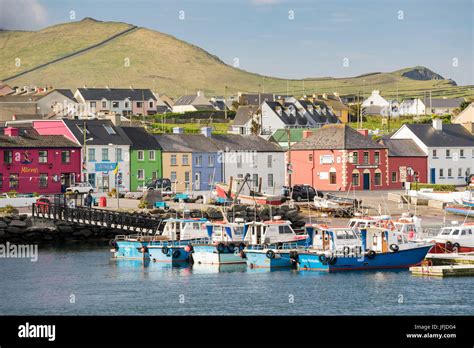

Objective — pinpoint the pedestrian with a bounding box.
[85,192,93,209]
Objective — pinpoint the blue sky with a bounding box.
[2,0,473,85]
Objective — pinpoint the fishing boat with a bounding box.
[445,205,474,217]
[111,218,208,262]
[297,225,433,272]
[243,219,308,269]
[191,220,247,265]
[215,182,282,206]
[426,221,474,253]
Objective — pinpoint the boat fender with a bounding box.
[172,249,181,258]
[289,250,298,261]
[217,243,226,253]
[266,250,275,259]
[277,242,283,250]
[239,250,246,259]
[162,246,169,255]
[318,254,327,264]
[389,244,399,252]
[343,246,350,255]
[109,239,116,248]
[452,243,460,253]
[366,250,376,259]
[227,243,236,253]
[184,245,193,253]
[238,243,245,251]
[328,256,337,265]
[141,247,148,253]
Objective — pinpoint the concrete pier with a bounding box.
[410,264,474,277]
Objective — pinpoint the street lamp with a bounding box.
[108,143,119,209]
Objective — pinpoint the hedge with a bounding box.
[414,183,456,192]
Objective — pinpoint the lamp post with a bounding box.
[109,143,119,209]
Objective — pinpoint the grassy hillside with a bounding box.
[0,18,472,99]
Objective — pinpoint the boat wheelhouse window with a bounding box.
[461,230,466,236]
[193,223,200,230]
[234,227,243,236]
[451,229,460,236]
[440,228,451,235]
[279,225,293,234]
[349,221,356,227]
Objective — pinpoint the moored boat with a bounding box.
[426,222,474,254]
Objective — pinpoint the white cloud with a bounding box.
[0,0,48,30]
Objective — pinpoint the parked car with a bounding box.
[145,178,172,191]
[65,183,95,194]
[288,184,324,202]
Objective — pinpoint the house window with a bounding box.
[152,171,158,180]
[458,168,462,177]
[117,148,122,161]
[170,171,177,182]
[433,149,437,158]
[237,174,243,179]
[112,101,119,108]
[125,101,129,108]
[196,156,202,167]
[103,125,116,135]
[137,150,144,161]
[170,155,177,165]
[352,152,358,164]
[267,155,272,168]
[184,172,190,190]
[39,174,48,188]
[308,154,313,162]
[237,154,242,168]
[137,169,145,180]
[352,173,360,186]
[137,102,143,108]
[208,155,215,167]
[329,171,337,185]
[9,174,19,189]
[252,174,259,188]
[102,101,107,108]
[208,173,214,186]
[182,155,189,165]
[90,102,96,108]
[363,152,369,164]
[320,155,333,164]
[446,149,451,158]
[374,152,380,164]
[374,172,382,186]
[102,148,109,161]
[439,168,444,177]
[4,150,12,164]
[392,171,397,182]
[460,149,464,158]
[88,173,96,187]
[149,101,153,108]
[268,173,274,187]
[61,150,70,163]
[149,150,155,161]
[448,168,452,177]
[88,148,95,162]
[38,150,48,163]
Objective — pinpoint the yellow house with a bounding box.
[161,152,192,192]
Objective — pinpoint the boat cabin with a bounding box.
[161,218,209,241]
[207,221,246,243]
[311,226,361,252]
[348,215,390,230]
[244,220,304,245]
[434,224,474,243]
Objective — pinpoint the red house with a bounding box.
[289,125,390,191]
[378,138,428,189]
[0,127,81,194]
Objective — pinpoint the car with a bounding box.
[290,184,324,202]
[65,182,95,194]
[145,178,172,191]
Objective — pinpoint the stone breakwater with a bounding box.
[0,215,124,245]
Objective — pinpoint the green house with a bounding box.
[122,127,162,191]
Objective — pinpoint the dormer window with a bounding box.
[112,101,119,108]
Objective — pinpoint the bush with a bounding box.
[0,205,19,215]
[415,183,456,192]
[138,199,148,209]
[108,188,117,198]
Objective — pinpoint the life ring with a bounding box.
[343,246,350,255]
[445,241,453,250]
[366,250,376,259]
[227,243,236,252]
[162,246,169,254]
[452,243,460,253]
[172,249,181,258]
[389,244,399,252]
[217,243,226,253]
[276,242,283,250]
[266,250,275,259]
[328,256,337,265]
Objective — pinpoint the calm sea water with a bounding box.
[0,246,472,316]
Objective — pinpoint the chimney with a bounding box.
[302,130,313,139]
[432,118,443,131]
[4,127,19,137]
[108,113,121,126]
[201,127,212,137]
[173,127,184,134]
[357,129,369,137]
[197,90,203,97]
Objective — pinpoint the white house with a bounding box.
[399,98,426,116]
[362,90,389,108]
[230,105,258,135]
[391,119,474,185]
[172,91,214,113]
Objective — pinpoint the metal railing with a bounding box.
[32,203,162,234]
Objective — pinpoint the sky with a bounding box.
[1,0,473,85]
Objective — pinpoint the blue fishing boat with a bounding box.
[111,218,208,262]
[297,225,433,272]
[243,219,308,269]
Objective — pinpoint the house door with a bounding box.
[430,168,436,184]
[363,173,370,190]
[194,172,201,191]
[102,175,110,192]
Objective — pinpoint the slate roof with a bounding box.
[403,123,474,147]
[155,134,220,152]
[77,88,156,101]
[239,93,274,105]
[210,134,283,152]
[0,127,80,148]
[379,138,427,157]
[121,127,162,150]
[63,119,132,146]
[233,105,257,126]
[174,95,198,106]
[54,89,78,102]
[292,124,386,150]
[426,98,464,108]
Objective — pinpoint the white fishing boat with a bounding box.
[426,221,474,253]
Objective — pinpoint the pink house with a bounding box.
[0,127,81,194]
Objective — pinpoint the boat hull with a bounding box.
[297,245,432,272]
[192,245,245,265]
[429,242,474,254]
[113,240,190,262]
[113,240,149,260]
[245,250,294,269]
[147,245,190,263]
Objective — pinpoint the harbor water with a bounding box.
[0,246,472,316]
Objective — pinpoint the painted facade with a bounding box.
[191,152,222,191]
[161,152,193,192]
[129,148,162,191]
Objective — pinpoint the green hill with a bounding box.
[0,18,471,99]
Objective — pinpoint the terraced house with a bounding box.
[121,127,162,191]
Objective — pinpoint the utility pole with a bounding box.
[83,120,87,183]
[287,127,292,188]
[224,85,228,120]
